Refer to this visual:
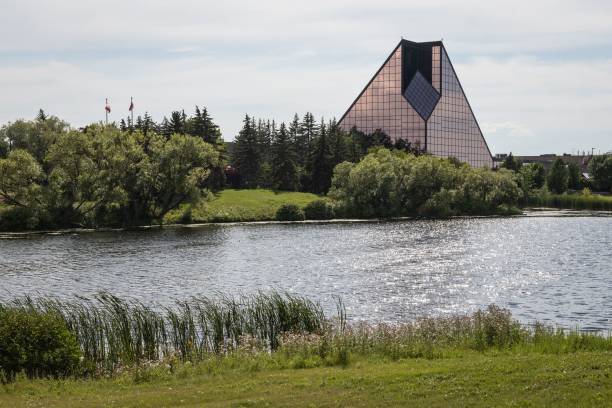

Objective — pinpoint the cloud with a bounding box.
[0,0,611,154]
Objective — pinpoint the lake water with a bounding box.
[1,214,611,331]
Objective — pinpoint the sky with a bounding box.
[1,0,611,155]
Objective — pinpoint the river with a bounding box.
[1,214,611,331]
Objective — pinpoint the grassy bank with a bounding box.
[3,351,611,407]
[529,192,612,211]
[165,189,320,223]
[2,293,612,405]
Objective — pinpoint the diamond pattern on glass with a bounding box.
[403,71,440,120]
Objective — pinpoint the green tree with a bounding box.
[296,112,317,166]
[145,133,219,223]
[0,149,44,209]
[308,121,335,194]
[588,155,612,192]
[547,158,569,194]
[567,162,581,190]
[271,123,299,191]
[188,106,221,144]
[0,115,69,163]
[501,153,521,172]
[328,119,349,166]
[519,163,545,191]
[233,115,261,188]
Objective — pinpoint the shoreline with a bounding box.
[1,208,611,237]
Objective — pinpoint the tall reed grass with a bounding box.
[529,192,612,211]
[2,292,324,374]
[2,294,611,379]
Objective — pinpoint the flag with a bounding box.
[105,98,111,113]
[129,97,134,112]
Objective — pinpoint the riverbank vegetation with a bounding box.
[0,110,225,231]
[1,293,611,406]
[2,110,612,231]
[1,292,611,381]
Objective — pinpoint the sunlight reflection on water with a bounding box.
[0,216,611,331]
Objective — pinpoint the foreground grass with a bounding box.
[2,352,611,407]
[166,189,320,223]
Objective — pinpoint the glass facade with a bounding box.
[339,41,493,168]
[427,47,493,168]
[339,45,426,148]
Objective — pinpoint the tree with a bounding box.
[547,158,569,194]
[531,163,546,189]
[567,162,581,190]
[134,112,156,136]
[308,120,335,194]
[0,115,69,163]
[188,106,221,144]
[0,149,44,209]
[145,133,218,223]
[232,115,261,188]
[588,155,612,192]
[501,153,521,172]
[328,119,348,166]
[519,163,545,191]
[296,112,317,166]
[0,135,8,158]
[36,109,47,122]
[271,123,299,191]
[167,110,187,135]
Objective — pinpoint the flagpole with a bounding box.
[105,98,108,125]
[131,97,134,126]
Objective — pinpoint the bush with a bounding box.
[303,200,335,220]
[275,204,305,221]
[0,308,81,382]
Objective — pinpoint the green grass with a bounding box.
[529,192,612,211]
[166,189,320,223]
[3,294,612,406]
[2,352,611,407]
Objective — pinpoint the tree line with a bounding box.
[500,153,612,194]
[230,112,422,194]
[0,109,224,230]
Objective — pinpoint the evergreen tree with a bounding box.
[271,123,299,191]
[232,115,261,188]
[296,112,318,166]
[189,106,221,144]
[36,109,47,122]
[288,114,300,146]
[256,119,272,163]
[501,153,521,172]
[167,110,187,135]
[120,119,127,132]
[328,119,348,165]
[308,120,335,194]
[159,117,172,138]
[141,112,156,136]
[547,158,569,194]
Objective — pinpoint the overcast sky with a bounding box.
[1,0,611,155]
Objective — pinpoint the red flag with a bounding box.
[129,97,134,112]
[105,98,111,113]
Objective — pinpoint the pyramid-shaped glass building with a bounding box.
[339,40,493,168]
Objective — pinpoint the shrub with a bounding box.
[275,204,305,221]
[303,200,335,220]
[0,308,81,382]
